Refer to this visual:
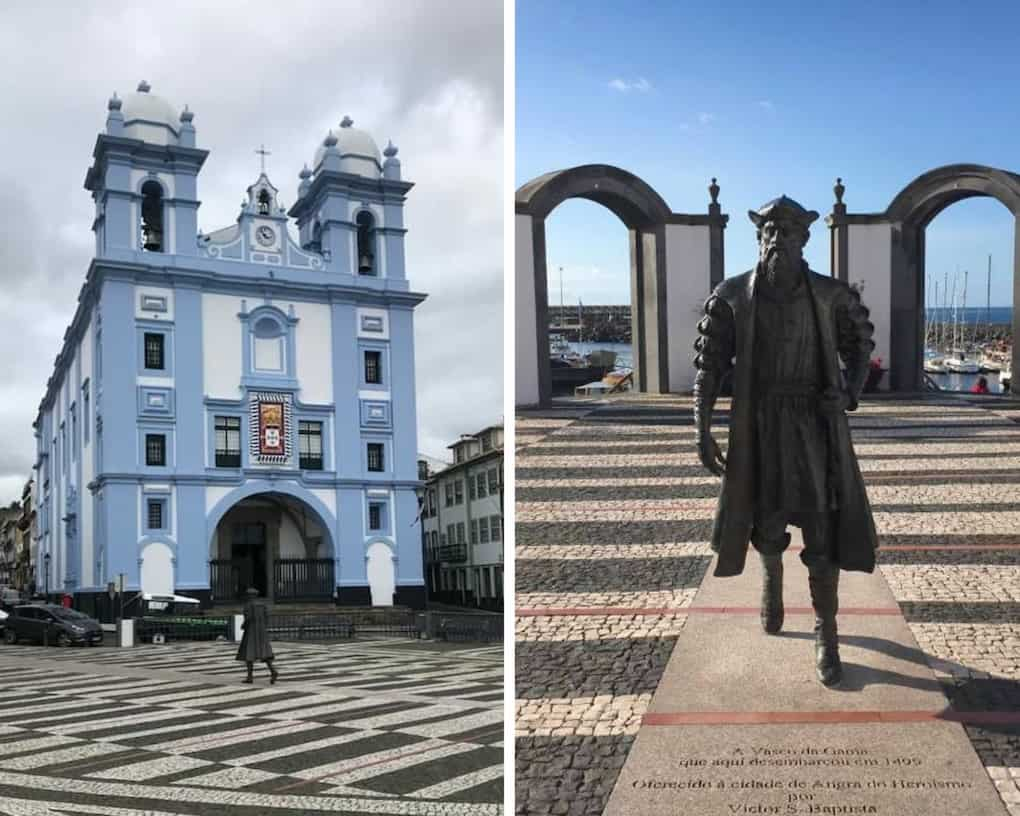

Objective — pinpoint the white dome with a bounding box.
[313,120,381,178]
[120,85,179,144]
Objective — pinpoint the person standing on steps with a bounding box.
[692,195,879,688]
[236,587,279,684]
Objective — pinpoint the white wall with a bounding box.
[665,224,711,393]
[515,214,539,406]
[366,540,395,606]
[848,224,893,377]
[293,301,333,404]
[140,542,174,595]
[202,293,243,399]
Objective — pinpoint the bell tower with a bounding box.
[289,117,412,282]
[84,81,208,260]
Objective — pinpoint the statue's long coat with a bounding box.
[705,267,878,577]
[235,599,275,662]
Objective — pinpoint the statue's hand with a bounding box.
[698,433,727,477]
[820,388,853,415]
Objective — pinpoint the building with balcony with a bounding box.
[33,82,427,612]
[420,426,503,610]
[15,480,35,593]
[0,502,19,587]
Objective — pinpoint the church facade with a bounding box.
[33,82,427,610]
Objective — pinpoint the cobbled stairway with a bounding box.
[515,394,1020,816]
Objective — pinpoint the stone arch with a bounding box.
[884,165,1020,391]
[515,164,726,407]
[206,481,337,603]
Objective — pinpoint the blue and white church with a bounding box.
[33,81,427,611]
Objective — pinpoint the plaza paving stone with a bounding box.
[515,393,1020,816]
[0,638,503,815]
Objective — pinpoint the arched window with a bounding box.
[356,211,376,276]
[140,180,164,252]
[257,189,271,215]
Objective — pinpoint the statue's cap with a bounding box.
[748,195,819,229]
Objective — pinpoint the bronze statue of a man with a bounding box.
[693,196,878,687]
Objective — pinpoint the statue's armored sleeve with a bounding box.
[835,286,875,411]
[692,293,736,436]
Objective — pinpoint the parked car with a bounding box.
[3,604,103,647]
[0,608,7,634]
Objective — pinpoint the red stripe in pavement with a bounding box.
[643,710,1020,726]
[787,544,1020,551]
[516,606,902,617]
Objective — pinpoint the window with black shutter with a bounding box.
[147,500,163,530]
[367,443,384,472]
[144,333,165,370]
[368,502,382,530]
[145,434,166,466]
[364,350,382,384]
[299,421,324,470]
[214,416,241,467]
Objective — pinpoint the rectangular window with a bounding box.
[454,479,464,505]
[468,476,476,501]
[483,568,492,597]
[144,333,165,370]
[367,442,384,472]
[145,434,166,466]
[364,350,382,384]
[479,516,489,543]
[445,483,454,507]
[299,421,324,470]
[482,433,493,452]
[214,416,241,467]
[457,522,465,546]
[476,472,487,498]
[446,524,455,546]
[71,406,77,462]
[488,467,499,493]
[455,447,465,464]
[146,499,163,530]
[490,515,502,541]
[83,382,90,445]
[368,502,382,531]
[471,518,479,544]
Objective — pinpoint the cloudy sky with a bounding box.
[0,1,503,504]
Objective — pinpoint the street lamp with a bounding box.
[43,552,51,601]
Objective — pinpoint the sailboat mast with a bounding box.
[962,269,969,351]
[986,253,992,344]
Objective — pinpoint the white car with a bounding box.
[0,608,8,634]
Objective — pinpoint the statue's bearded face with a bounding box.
[758,218,807,286]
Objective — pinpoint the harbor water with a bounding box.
[571,342,1010,394]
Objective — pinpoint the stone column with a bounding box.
[515,212,547,407]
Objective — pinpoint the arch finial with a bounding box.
[340,115,354,128]
[137,80,151,93]
[834,177,845,205]
[709,177,720,205]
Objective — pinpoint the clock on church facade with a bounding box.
[33,81,427,612]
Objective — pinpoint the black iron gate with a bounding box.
[273,559,335,602]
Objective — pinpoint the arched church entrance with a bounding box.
[830,165,1020,392]
[515,164,727,407]
[208,491,335,604]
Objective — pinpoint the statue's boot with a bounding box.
[760,544,786,634]
[243,661,254,684]
[809,568,842,687]
[267,659,279,685]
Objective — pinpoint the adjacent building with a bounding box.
[421,426,504,610]
[0,503,19,587]
[15,480,35,593]
[33,82,427,612]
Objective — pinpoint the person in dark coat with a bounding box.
[693,196,878,688]
[236,587,278,684]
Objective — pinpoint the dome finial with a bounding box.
[180,104,194,123]
[834,177,845,205]
[383,140,399,159]
[137,80,151,93]
[299,164,312,180]
[340,115,354,128]
[108,92,122,111]
[323,130,338,148]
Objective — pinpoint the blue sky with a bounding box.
[517,0,1019,307]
